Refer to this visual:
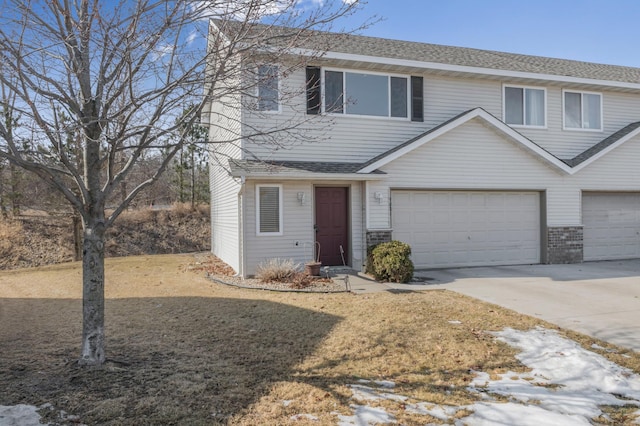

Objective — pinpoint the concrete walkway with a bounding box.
[346,260,640,352]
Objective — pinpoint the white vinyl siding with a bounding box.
[256,184,283,235]
[504,85,546,127]
[208,84,242,273]
[563,90,602,131]
[243,181,363,276]
[242,68,640,162]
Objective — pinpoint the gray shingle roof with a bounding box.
[564,121,640,167]
[323,33,640,84]
[216,20,640,84]
[229,159,384,175]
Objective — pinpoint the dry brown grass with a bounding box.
[1,254,639,425]
[0,219,23,256]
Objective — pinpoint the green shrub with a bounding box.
[368,241,414,283]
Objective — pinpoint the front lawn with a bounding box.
[1,254,638,424]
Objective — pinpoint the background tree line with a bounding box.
[0,108,209,218]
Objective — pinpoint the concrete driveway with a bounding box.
[376,260,640,351]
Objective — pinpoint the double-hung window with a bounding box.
[504,86,546,127]
[256,184,283,235]
[324,70,409,119]
[256,64,279,112]
[563,90,602,131]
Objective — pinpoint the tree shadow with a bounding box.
[0,296,342,424]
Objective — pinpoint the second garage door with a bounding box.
[392,190,540,269]
[583,192,640,261]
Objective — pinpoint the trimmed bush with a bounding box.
[368,240,414,283]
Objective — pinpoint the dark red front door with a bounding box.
[315,187,349,266]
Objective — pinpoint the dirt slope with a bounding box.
[0,205,210,270]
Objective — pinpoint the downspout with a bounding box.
[236,176,246,278]
[361,180,368,272]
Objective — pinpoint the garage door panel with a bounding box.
[392,190,540,269]
[583,193,640,261]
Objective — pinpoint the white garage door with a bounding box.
[583,193,640,261]
[392,190,540,269]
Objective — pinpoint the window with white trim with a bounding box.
[256,184,283,235]
[563,90,602,130]
[256,64,279,112]
[503,86,546,127]
[324,69,409,118]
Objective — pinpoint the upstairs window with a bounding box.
[256,184,283,235]
[564,91,602,131]
[504,86,546,127]
[324,70,409,119]
[256,64,279,112]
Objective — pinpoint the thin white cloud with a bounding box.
[186,30,198,46]
[151,43,174,61]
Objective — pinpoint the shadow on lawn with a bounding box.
[0,296,342,424]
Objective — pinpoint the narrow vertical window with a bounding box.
[306,66,321,115]
[257,64,279,112]
[410,76,424,122]
[324,70,344,113]
[257,185,283,235]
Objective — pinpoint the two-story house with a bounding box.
[205,21,640,277]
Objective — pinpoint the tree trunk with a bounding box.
[79,220,106,366]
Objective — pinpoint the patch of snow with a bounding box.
[290,413,319,421]
[282,400,293,407]
[461,401,592,426]
[342,327,640,425]
[405,402,460,420]
[350,385,384,401]
[337,405,396,425]
[349,384,405,403]
[494,327,640,400]
[356,379,395,388]
[373,380,395,388]
[448,320,462,324]
[0,405,47,426]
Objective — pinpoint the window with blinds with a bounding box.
[256,185,282,235]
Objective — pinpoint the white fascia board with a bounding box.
[571,126,640,174]
[230,171,387,181]
[289,48,640,91]
[358,108,572,175]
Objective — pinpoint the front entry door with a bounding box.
[315,187,349,266]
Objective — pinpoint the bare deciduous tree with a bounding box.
[0,0,364,365]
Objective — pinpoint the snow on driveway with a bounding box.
[332,327,640,425]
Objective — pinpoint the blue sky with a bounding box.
[341,0,640,67]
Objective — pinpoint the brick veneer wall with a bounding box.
[546,226,583,264]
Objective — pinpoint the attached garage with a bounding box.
[391,190,541,269]
[583,192,640,261]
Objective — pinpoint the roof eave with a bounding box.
[230,170,386,181]
[289,48,640,91]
